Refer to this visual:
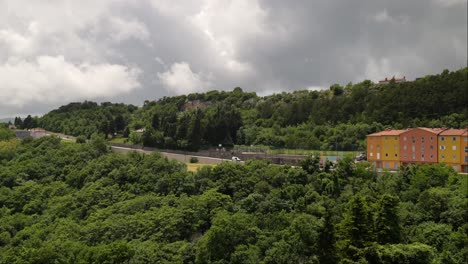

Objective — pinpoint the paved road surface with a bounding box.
[111,146,232,165]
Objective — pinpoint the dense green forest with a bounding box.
[25,67,466,151]
[0,132,466,263]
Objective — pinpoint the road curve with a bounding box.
[111,146,231,165]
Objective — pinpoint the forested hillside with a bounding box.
[0,135,466,263]
[33,67,467,151]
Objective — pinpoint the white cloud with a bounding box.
[189,0,266,75]
[0,56,141,107]
[0,23,38,56]
[157,62,212,94]
[432,0,467,7]
[102,16,150,42]
[371,9,409,24]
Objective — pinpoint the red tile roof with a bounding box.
[416,127,446,134]
[367,129,408,136]
[439,129,468,136]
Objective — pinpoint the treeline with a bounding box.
[0,136,466,263]
[32,67,467,151]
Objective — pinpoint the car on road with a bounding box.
[232,156,241,162]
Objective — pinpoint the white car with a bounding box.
[232,156,241,162]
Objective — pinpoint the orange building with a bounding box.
[367,129,406,169]
[399,128,444,166]
[438,129,468,172]
[367,127,468,172]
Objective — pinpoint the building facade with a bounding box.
[438,129,468,172]
[400,128,443,166]
[367,127,468,172]
[367,129,406,169]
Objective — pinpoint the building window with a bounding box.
[370,144,373,149]
[421,136,425,143]
[452,155,456,159]
[385,136,388,140]
[452,145,457,151]
[465,146,468,152]
[403,136,407,141]
[441,155,445,159]
[403,145,407,150]
[452,137,456,141]
[370,152,373,157]
[411,136,415,143]
[465,156,468,162]
[394,136,398,140]
[412,154,416,160]
[440,145,446,150]
[453,165,458,171]
[404,154,407,158]
[430,154,433,159]
[430,145,433,150]
[395,154,398,157]
[412,146,415,152]
[385,153,388,157]
[421,146,425,151]
[430,136,433,141]
[377,145,380,150]
[441,136,445,141]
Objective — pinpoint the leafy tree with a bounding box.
[375,194,401,244]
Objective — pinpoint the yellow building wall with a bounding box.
[381,135,400,161]
[438,135,461,164]
[367,136,381,161]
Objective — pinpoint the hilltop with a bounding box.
[14,67,468,151]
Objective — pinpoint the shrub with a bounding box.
[190,157,199,163]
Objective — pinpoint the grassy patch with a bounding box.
[186,163,215,172]
[60,139,75,144]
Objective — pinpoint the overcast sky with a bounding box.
[0,0,466,118]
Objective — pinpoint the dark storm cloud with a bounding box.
[0,0,466,118]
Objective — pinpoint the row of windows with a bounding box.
[373,144,461,151]
[373,136,466,142]
[403,154,434,160]
[440,136,458,142]
[441,154,459,160]
[440,145,457,151]
[402,136,435,142]
[403,145,435,151]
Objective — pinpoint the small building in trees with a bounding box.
[378,76,406,85]
[29,128,46,138]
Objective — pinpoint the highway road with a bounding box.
[111,145,232,165]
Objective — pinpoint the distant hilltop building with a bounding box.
[15,128,47,139]
[378,76,406,85]
[367,127,468,172]
[29,128,46,138]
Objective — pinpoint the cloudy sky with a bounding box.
[0,0,466,118]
